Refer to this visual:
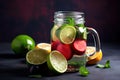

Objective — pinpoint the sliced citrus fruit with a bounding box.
[85,46,96,57]
[85,46,103,65]
[36,43,51,53]
[51,25,59,41]
[56,25,76,44]
[26,48,49,65]
[87,50,103,65]
[47,50,68,73]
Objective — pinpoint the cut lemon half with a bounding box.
[26,48,49,65]
[36,43,51,53]
[56,25,76,44]
[47,50,68,73]
[85,46,103,65]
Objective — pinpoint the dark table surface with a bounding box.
[0,43,120,80]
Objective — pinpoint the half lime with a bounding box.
[26,48,49,65]
[47,50,68,73]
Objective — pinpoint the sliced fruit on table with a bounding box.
[47,50,68,74]
[26,48,49,65]
[56,25,76,44]
[11,34,35,56]
[36,43,51,53]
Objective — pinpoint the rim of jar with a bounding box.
[54,11,84,18]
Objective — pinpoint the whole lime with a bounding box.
[11,34,35,56]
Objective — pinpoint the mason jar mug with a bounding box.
[51,11,101,72]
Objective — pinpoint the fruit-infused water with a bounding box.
[51,11,101,72]
[51,11,86,56]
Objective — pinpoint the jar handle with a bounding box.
[87,27,101,53]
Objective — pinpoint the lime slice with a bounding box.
[26,48,49,65]
[47,50,68,73]
[56,25,76,44]
[51,25,59,41]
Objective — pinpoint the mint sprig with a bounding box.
[96,60,111,68]
[66,17,75,26]
[79,66,90,77]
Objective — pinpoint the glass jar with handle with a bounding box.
[51,11,101,72]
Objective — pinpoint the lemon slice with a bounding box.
[47,50,68,73]
[56,25,76,44]
[26,48,49,65]
[85,46,96,57]
[85,46,103,65]
[36,43,51,53]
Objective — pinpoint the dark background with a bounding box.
[0,0,119,44]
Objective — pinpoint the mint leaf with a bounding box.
[79,66,90,76]
[96,64,105,68]
[68,61,80,67]
[104,60,111,68]
[96,60,111,69]
[66,17,75,26]
[76,24,85,27]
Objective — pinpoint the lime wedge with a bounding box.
[26,48,49,65]
[47,50,68,73]
[56,25,76,44]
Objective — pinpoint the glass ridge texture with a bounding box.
[54,11,85,27]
